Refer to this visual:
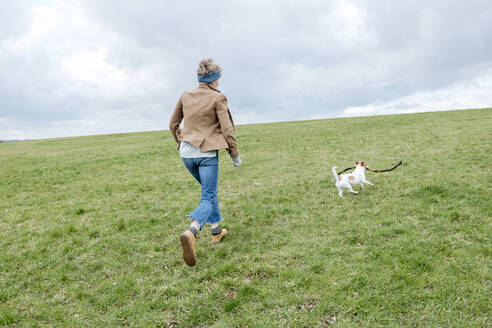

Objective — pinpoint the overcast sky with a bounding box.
[1,0,491,140]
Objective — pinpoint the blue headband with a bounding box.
[197,70,221,83]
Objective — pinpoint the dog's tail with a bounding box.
[332,166,339,182]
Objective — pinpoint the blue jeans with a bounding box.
[182,154,223,229]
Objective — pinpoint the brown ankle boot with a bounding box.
[180,230,197,266]
[211,228,228,244]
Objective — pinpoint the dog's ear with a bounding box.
[355,161,359,165]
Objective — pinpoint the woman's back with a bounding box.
[181,83,224,134]
[170,82,237,156]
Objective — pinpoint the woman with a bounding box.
[169,58,241,267]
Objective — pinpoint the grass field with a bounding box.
[1,108,491,327]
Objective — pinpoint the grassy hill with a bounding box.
[1,108,491,327]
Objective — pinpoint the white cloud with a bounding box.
[329,0,373,45]
[341,70,492,117]
[4,5,58,52]
[0,1,174,139]
[0,0,491,140]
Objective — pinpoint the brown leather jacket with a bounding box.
[169,83,239,157]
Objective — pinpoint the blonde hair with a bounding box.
[197,58,221,76]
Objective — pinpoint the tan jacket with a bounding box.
[169,83,239,157]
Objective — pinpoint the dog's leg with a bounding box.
[363,180,374,186]
[359,183,364,189]
[346,184,358,194]
[337,185,344,197]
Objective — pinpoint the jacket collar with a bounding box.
[198,82,221,93]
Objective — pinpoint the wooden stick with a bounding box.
[336,160,403,175]
[367,160,403,173]
[336,166,355,175]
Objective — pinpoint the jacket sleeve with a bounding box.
[169,94,184,146]
[216,94,239,157]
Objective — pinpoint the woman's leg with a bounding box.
[187,156,219,229]
[206,155,223,226]
[196,155,227,243]
[207,190,223,225]
[200,155,223,226]
[181,157,201,184]
[181,157,203,234]
[182,155,222,228]
[179,157,206,267]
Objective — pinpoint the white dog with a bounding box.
[332,161,373,197]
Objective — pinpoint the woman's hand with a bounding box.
[232,156,242,167]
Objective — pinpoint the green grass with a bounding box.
[1,108,491,327]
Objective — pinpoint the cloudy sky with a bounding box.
[1,0,491,140]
